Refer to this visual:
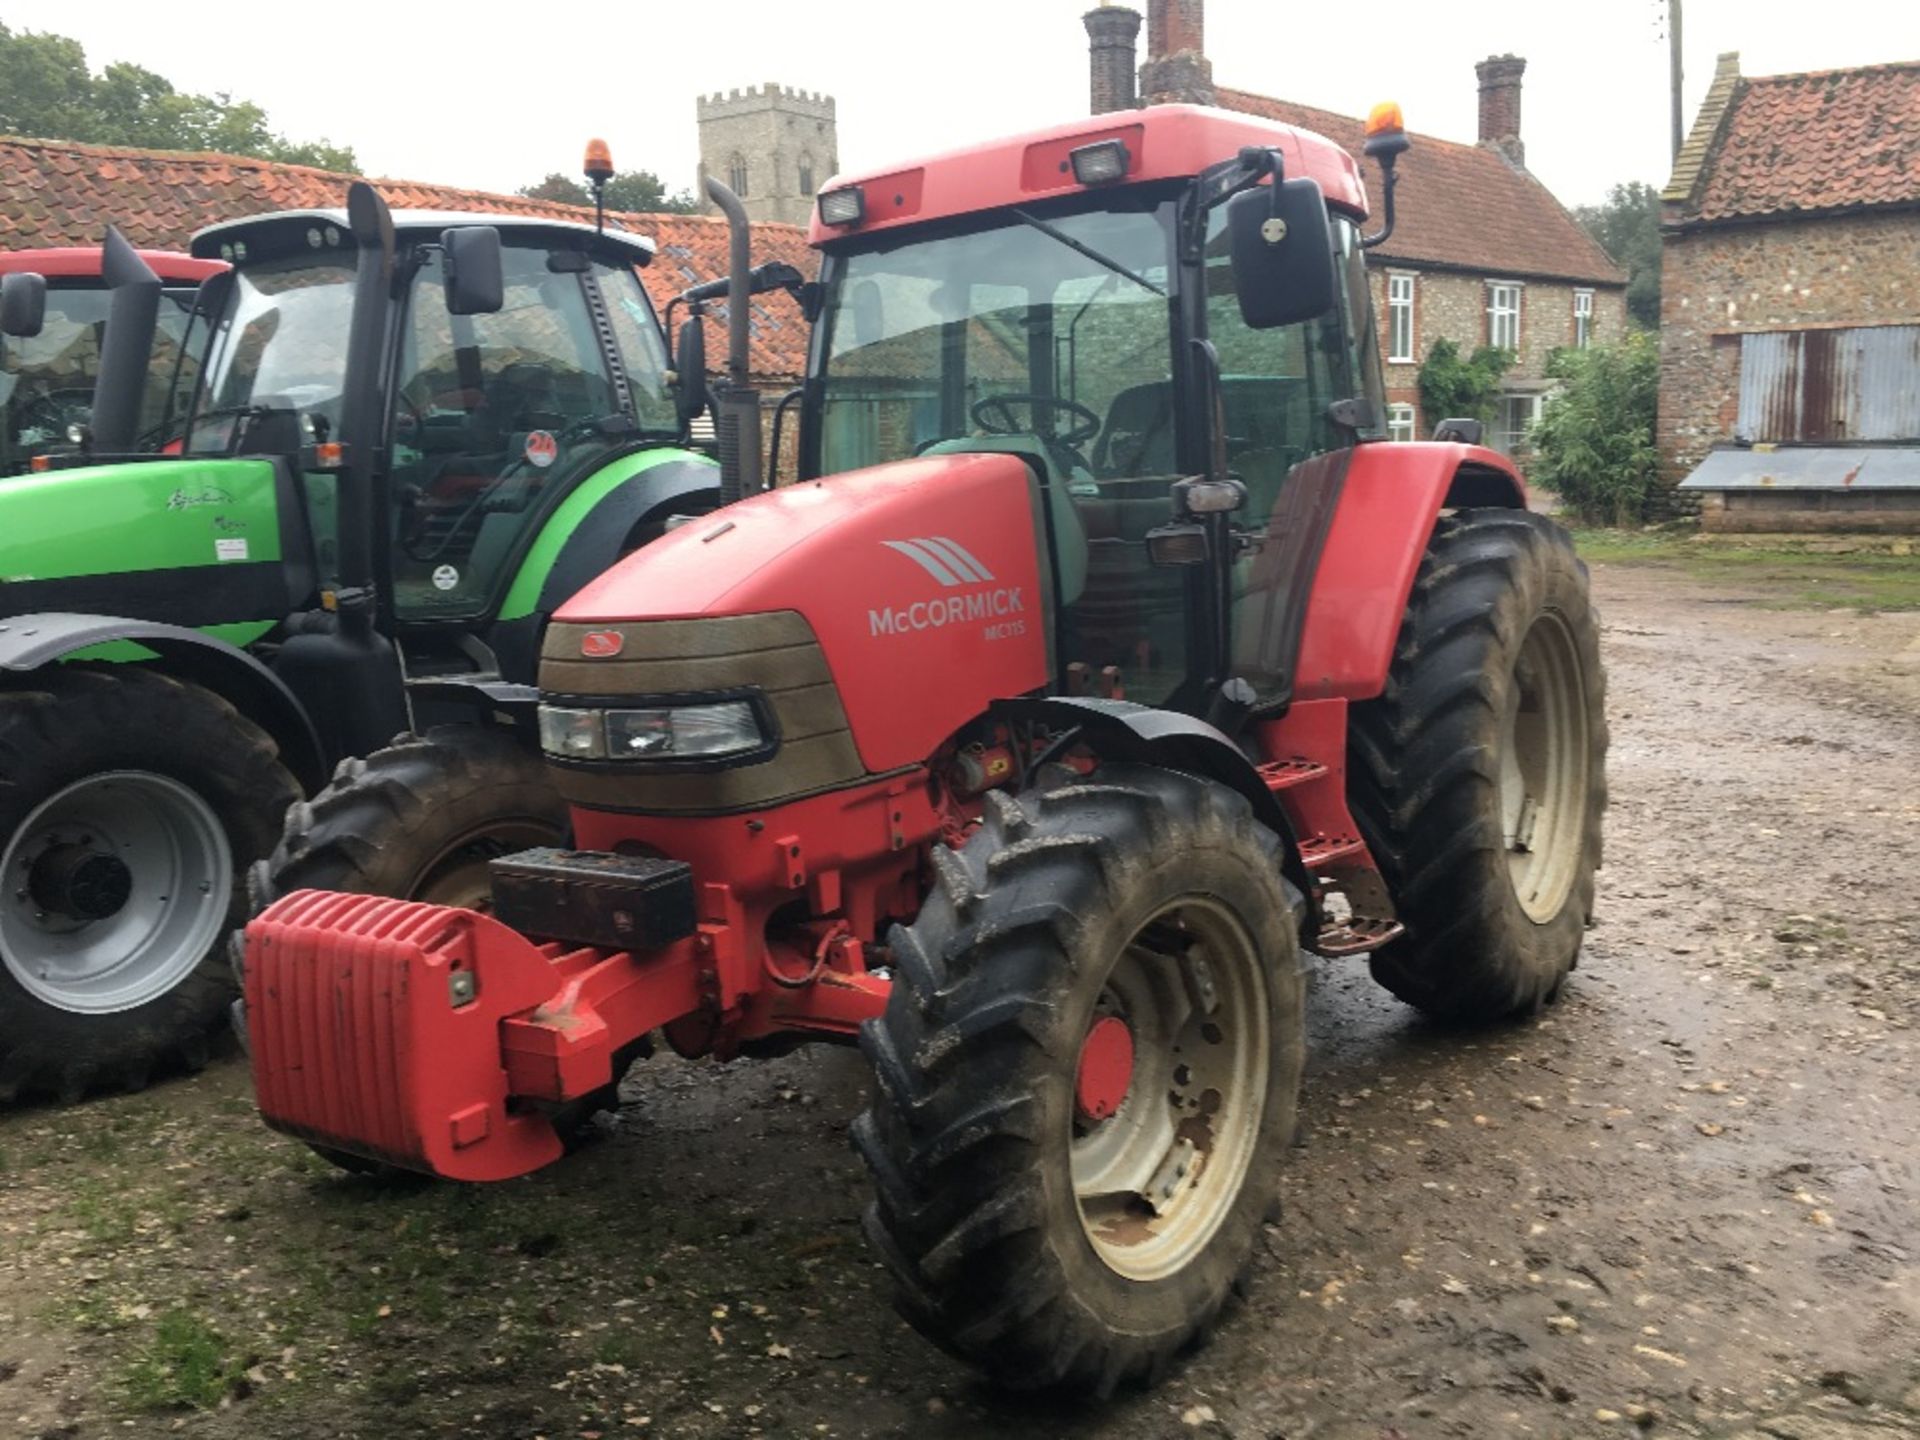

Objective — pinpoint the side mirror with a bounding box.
[1432,417,1484,445]
[1,271,47,338]
[442,226,503,315]
[1226,177,1337,331]
[673,313,709,428]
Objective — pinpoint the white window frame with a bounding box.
[1497,392,1544,454]
[1387,273,1415,363]
[1573,289,1594,348]
[1487,282,1522,351]
[1387,403,1416,442]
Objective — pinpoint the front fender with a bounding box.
[1293,442,1525,703]
[989,694,1311,903]
[0,612,326,791]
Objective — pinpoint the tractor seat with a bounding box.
[1094,382,1175,479]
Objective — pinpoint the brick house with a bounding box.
[1659,54,1920,531]
[0,135,815,398]
[1082,1,1627,454]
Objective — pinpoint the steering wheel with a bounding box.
[391,391,426,449]
[14,388,96,442]
[971,393,1102,448]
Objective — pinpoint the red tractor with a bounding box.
[0,241,226,474]
[243,102,1605,1393]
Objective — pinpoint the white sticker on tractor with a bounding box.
[432,565,460,591]
[215,538,249,562]
[525,430,558,469]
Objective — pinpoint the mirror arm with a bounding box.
[1183,146,1281,262]
[662,296,682,364]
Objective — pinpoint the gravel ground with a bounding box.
[2,558,1918,1439]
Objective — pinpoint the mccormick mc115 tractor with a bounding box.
[244,102,1607,1393]
[0,175,722,1102]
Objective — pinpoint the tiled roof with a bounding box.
[1213,87,1626,287]
[0,135,814,380]
[1682,61,1920,223]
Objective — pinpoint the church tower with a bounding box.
[695,84,838,227]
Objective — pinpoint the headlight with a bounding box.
[539,705,607,760]
[539,701,765,762]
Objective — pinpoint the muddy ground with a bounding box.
[3,556,1919,1440]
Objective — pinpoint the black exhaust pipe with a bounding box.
[269,180,409,766]
[702,176,762,504]
[335,181,397,624]
[88,228,162,453]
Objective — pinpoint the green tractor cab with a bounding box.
[0,182,722,1102]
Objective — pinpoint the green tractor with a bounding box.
[0,181,725,1102]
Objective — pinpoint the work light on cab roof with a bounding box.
[817,185,865,227]
[1068,137,1131,185]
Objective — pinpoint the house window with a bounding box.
[1488,282,1521,351]
[1387,274,1414,363]
[727,154,750,198]
[1497,393,1543,455]
[1573,289,1593,348]
[1387,403,1416,441]
[798,153,815,196]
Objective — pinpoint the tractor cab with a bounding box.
[0,248,225,476]
[187,210,683,628]
[800,106,1390,716]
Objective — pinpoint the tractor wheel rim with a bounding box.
[1501,610,1590,923]
[408,820,562,911]
[0,771,231,1014]
[1071,895,1269,1283]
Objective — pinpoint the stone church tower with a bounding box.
[695,84,838,227]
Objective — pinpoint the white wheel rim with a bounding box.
[1501,611,1590,923]
[1072,896,1269,1282]
[0,771,232,1014]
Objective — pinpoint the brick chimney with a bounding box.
[1084,5,1143,115]
[1139,0,1214,106]
[1476,54,1527,166]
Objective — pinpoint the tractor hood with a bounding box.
[0,456,299,629]
[552,452,1050,773]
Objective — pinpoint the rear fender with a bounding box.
[1294,442,1525,703]
[990,695,1312,902]
[0,612,327,791]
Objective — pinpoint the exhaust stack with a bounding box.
[702,176,763,503]
[88,228,162,453]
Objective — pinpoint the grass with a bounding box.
[121,1307,247,1411]
[1569,527,1920,611]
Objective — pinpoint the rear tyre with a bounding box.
[854,763,1304,1394]
[1350,509,1608,1021]
[240,725,622,1175]
[0,667,298,1102]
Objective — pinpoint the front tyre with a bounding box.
[0,668,299,1102]
[853,763,1304,1394]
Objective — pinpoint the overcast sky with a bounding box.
[7,0,1917,211]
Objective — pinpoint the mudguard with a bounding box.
[0,612,327,790]
[989,694,1312,900]
[489,452,721,683]
[1293,442,1525,703]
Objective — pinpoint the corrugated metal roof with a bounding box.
[1679,445,1920,490]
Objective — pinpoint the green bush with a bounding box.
[1416,339,1514,429]
[1529,334,1663,525]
